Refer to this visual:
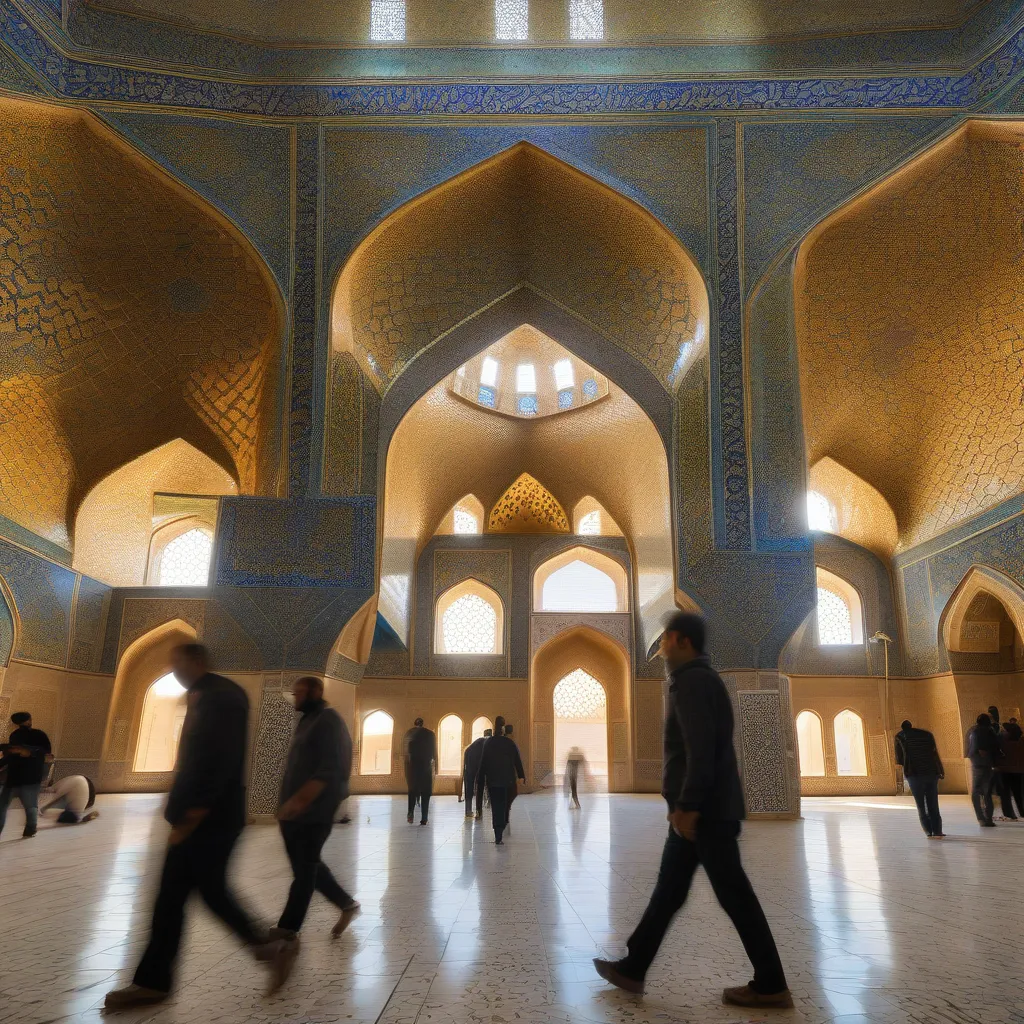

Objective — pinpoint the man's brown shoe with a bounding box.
[104,984,169,1009]
[331,901,361,938]
[722,984,794,1008]
[593,958,644,994]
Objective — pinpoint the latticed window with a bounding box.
[569,0,603,39]
[516,362,537,392]
[578,509,601,535]
[807,490,837,532]
[158,528,213,586]
[495,0,528,39]
[453,508,479,534]
[834,709,867,775]
[553,358,574,390]
[554,669,606,720]
[796,710,825,777]
[442,593,498,653]
[582,378,598,399]
[817,585,853,645]
[370,0,405,40]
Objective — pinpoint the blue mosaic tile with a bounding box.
[517,394,538,416]
[557,388,574,410]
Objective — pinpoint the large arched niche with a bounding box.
[0,96,287,550]
[330,141,710,393]
[796,121,1024,554]
[531,626,631,792]
[99,617,197,793]
[72,439,238,587]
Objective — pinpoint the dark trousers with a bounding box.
[278,821,355,934]
[464,774,483,815]
[906,775,942,835]
[408,788,431,822]
[995,773,1018,818]
[134,824,258,993]
[971,766,996,823]
[488,785,509,841]
[1004,772,1024,817]
[622,822,787,995]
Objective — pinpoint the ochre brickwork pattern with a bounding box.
[332,143,708,392]
[798,122,1024,552]
[488,473,569,534]
[0,96,283,547]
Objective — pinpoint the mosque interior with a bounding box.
[2,0,1024,1018]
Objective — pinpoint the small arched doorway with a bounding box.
[553,668,608,790]
[133,672,187,772]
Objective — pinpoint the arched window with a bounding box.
[134,672,187,773]
[434,580,504,655]
[834,710,868,776]
[370,0,405,40]
[807,490,837,532]
[816,567,864,645]
[796,710,826,777]
[437,495,485,537]
[496,0,528,40]
[438,714,463,775]
[360,710,394,775]
[578,510,601,535]
[569,0,603,39]
[157,527,213,586]
[534,547,628,613]
[454,508,479,534]
[471,716,491,740]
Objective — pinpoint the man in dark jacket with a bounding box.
[462,729,489,819]
[594,613,791,1010]
[966,712,1002,826]
[0,711,52,838]
[273,676,358,965]
[106,644,284,1009]
[476,715,525,844]
[999,718,1024,818]
[894,720,945,838]
[404,718,436,825]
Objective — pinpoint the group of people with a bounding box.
[9,612,800,1013]
[404,715,526,844]
[893,703,1024,838]
[0,712,99,837]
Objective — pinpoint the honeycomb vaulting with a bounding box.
[797,122,1024,551]
[0,97,284,547]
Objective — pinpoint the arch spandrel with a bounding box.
[330,142,709,394]
[0,96,286,548]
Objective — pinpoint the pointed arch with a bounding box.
[437,713,463,775]
[489,473,569,534]
[360,709,395,775]
[795,710,825,777]
[332,594,379,667]
[0,574,18,668]
[940,565,1024,657]
[435,494,485,536]
[573,496,622,537]
[833,708,868,776]
[816,566,864,645]
[533,545,629,613]
[808,458,898,559]
[434,578,504,655]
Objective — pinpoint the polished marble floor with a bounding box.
[1,791,1022,1024]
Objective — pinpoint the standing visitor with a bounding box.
[476,715,525,845]
[0,711,52,839]
[462,728,489,819]
[404,717,436,825]
[998,717,1024,819]
[39,773,99,825]
[894,720,945,838]
[565,747,584,809]
[504,723,522,826]
[593,612,792,1009]
[987,706,1017,820]
[105,644,287,1009]
[273,676,359,973]
[966,712,1002,827]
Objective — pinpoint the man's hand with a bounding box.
[168,807,208,846]
[277,796,305,821]
[668,808,699,841]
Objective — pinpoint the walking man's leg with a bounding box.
[905,776,932,835]
[983,769,997,823]
[193,826,262,945]
[464,775,474,816]
[995,773,1017,819]
[278,821,319,935]
[475,779,484,817]
[972,767,992,822]
[488,786,507,843]
[0,784,12,837]
[420,784,431,824]
[922,777,942,836]
[699,823,789,1002]
[407,791,417,823]
[19,782,41,836]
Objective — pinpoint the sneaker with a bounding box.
[266,936,300,996]
[722,984,794,1008]
[331,901,361,938]
[104,984,169,1009]
[593,958,644,994]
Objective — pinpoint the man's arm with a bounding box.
[513,744,525,782]
[894,735,906,768]
[279,712,343,819]
[674,680,718,812]
[932,738,945,779]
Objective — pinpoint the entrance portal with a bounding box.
[553,668,608,791]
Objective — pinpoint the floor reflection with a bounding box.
[1,792,1021,1024]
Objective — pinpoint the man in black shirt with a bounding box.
[462,729,490,819]
[106,644,286,1009]
[0,711,52,838]
[404,718,436,825]
[894,720,945,837]
[594,613,791,1009]
[476,715,525,844]
[273,675,359,958]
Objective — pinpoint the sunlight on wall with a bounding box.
[834,709,868,776]
[361,710,395,775]
[438,714,463,774]
[133,672,187,772]
[553,668,608,781]
[796,710,826,777]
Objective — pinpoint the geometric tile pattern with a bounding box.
[488,474,569,534]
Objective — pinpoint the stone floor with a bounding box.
[1,791,1021,1024]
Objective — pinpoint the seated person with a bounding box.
[40,774,98,824]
